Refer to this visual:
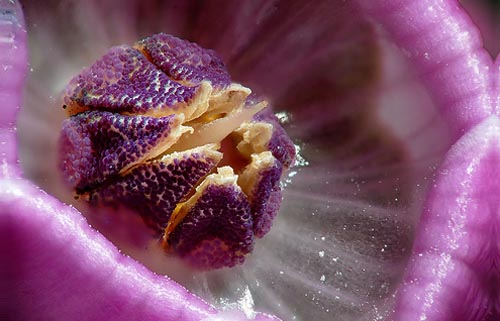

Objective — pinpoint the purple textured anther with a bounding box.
[57,32,296,270]
[247,161,284,238]
[63,45,198,116]
[255,186,282,238]
[136,33,232,89]
[255,108,296,168]
[58,110,181,192]
[168,184,254,269]
[89,148,221,232]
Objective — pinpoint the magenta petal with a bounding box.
[1,179,216,320]
[392,116,500,321]
[91,147,221,232]
[0,0,26,178]
[359,2,500,319]
[359,0,493,139]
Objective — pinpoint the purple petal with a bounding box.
[392,117,500,321]
[358,1,500,320]
[0,0,26,178]
[359,0,492,139]
[1,179,216,321]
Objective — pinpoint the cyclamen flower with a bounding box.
[1,0,496,320]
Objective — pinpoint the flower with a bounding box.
[4,0,493,320]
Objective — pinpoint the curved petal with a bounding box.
[0,0,26,178]
[460,0,500,57]
[358,0,492,139]
[1,179,216,321]
[392,116,500,321]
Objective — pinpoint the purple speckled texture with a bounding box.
[137,33,232,89]
[254,108,296,168]
[255,186,282,239]
[90,150,220,232]
[58,110,179,192]
[64,45,197,115]
[168,184,254,269]
[247,160,283,238]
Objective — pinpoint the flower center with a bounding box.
[57,33,296,269]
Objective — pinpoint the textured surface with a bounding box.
[357,1,500,320]
[136,33,231,89]
[59,110,183,192]
[0,2,278,320]
[254,108,296,168]
[168,183,254,269]
[391,117,500,321]
[1,179,218,321]
[246,159,283,238]
[63,45,199,116]
[57,32,295,269]
[90,147,222,232]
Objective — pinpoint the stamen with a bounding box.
[57,32,295,269]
